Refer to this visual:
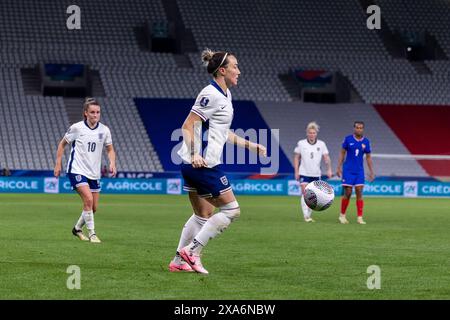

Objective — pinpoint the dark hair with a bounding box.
[354,121,365,127]
[201,48,235,77]
[83,97,100,120]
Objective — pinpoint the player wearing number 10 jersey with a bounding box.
[54,98,116,243]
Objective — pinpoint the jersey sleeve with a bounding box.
[364,139,371,153]
[64,124,79,144]
[105,127,113,146]
[293,141,301,154]
[190,90,218,122]
[341,136,349,150]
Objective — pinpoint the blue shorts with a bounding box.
[342,171,365,186]
[181,164,232,198]
[67,173,101,192]
[299,175,321,185]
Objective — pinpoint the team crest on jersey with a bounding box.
[200,97,209,107]
[317,147,320,151]
[220,176,228,186]
[362,144,366,149]
[98,133,104,140]
[75,175,82,182]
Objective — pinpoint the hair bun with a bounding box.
[201,48,215,66]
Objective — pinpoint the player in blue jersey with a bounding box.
[168,49,266,274]
[336,121,375,224]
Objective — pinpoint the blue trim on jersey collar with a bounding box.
[210,80,227,97]
[84,120,100,130]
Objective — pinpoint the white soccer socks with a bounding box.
[74,213,85,231]
[188,201,240,254]
[301,195,312,219]
[174,214,208,264]
[82,210,95,237]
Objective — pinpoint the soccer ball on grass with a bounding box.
[304,180,335,211]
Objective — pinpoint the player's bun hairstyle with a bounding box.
[83,97,100,120]
[306,121,320,132]
[201,48,235,77]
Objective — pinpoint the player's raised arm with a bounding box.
[181,111,207,168]
[336,148,346,178]
[54,138,68,177]
[227,130,267,156]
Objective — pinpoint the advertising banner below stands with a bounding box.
[231,180,286,195]
[58,178,169,194]
[418,182,450,197]
[0,177,42,193]
[1,177,450,198]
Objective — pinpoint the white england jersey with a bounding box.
[178,81,234,168]
[64,120,113,180]
[294,139,329,177]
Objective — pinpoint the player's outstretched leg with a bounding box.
[180,200,240,274]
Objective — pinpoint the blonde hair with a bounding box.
[306,121,320,133]
[83,97,100,120]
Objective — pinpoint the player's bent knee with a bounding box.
[220,201,240,222]
[194,208,214,218]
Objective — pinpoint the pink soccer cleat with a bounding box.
[168,260,194,272]
[179,247,209,274]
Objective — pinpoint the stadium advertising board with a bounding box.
[1,177,450,197]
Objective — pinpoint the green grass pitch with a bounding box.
[0,194,449,299]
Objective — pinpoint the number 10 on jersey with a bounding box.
[87,142,96,152]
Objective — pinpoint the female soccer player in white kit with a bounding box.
[169,49,267,274]
[293,122,332,222]
[54,98,116,243]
